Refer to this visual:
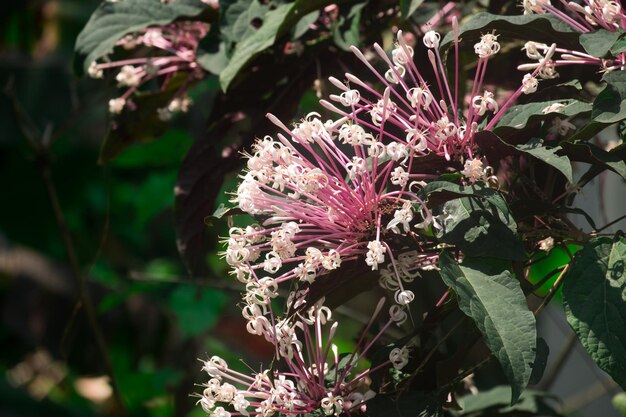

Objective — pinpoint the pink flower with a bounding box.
[197,300,408,417]
[88,21,209,114]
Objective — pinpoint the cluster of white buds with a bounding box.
[87,19,209,115]
[197,300,401,417]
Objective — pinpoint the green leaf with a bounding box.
[168,285,228,337]
[529,337,550,385]
[332,3,366,51]
[400,0,424,19]
[293,10,320,39]
[441,13,580,51]
[563,236,626,390]
[611,35,626,55]
[592,71,626,124]
[475,132,574,183]
[111,129,193,168]
[493,99,592,139]
[219,3,292,91]
[423,181,510,216]
[560,142,626,180]
[432,186,525,261]
[197,26,229,73]
[366,391,443,417]
[456,386,560,416]
[517,138,573,184]
[219,0,343,90]
[580,29,624,58]
[439,253,537,403]
[74,0,212,75]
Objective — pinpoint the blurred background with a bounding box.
[1,1,625,417]
[0,1,245,416]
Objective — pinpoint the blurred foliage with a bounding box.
[2,1,626,417]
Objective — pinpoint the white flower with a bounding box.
[346,156,367,180]
[406,128,427,151]
[321,393,344,416]
[389,305,408,325]
[538,236,555,252]
[471,90,498,116]
[406,87,432,109]
[338,123,373,146]
[390,166,409,187]
[386,142,409,163]
[88,61,103,79]
[462,158,484,182]
[202,356,227,377]
[213,406,231,417]
[115,65,142,87]
[522,0,551,15]
[474,32,501,58]
[389,346,410,370]
[394,289,415,305]
[365,240,386,270]
[168,96,192,113]
[233,394,250,417]
[423,30,441,49]
[522,73,539,94]
[392,44,414,65]
[108,97,126,114]
[522,41,548,60]
[385,65,406,84]
[338,89,360,106]
[542,102,566,114]
[387,202,413,233]
[370,93,397,127]
[322,250,341,270]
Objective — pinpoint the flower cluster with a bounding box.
[520,1,626,73]
[208,25,561,416]
[88,20,209,115]
[197,300,410,417]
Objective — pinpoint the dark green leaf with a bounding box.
[592,71,626,124]
[400,0,424,19]
[332,3,366,51]
[278,0,348,35]
[517,138,573,184]
[456,386,560,416]
[197,20,231,73]
[439,253,537,402]
[475,132,573,183]
[111,129,192,168]
[493,99,591,139]
[293,11,320,39]
[529,337,550,385]
[422,181,509,217]
[434,189,525,261]
[219,0,345,90]
[563,236,626,390]
[366,391,443,417]
[560,142,626,180]
[611,35,626,55]
[75,0,212,75]
[580,29,624,58]
[219,3,292,90]
[168,285,228,337]
[441,13,580,51]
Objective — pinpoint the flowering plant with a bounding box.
[75,0,626,416]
